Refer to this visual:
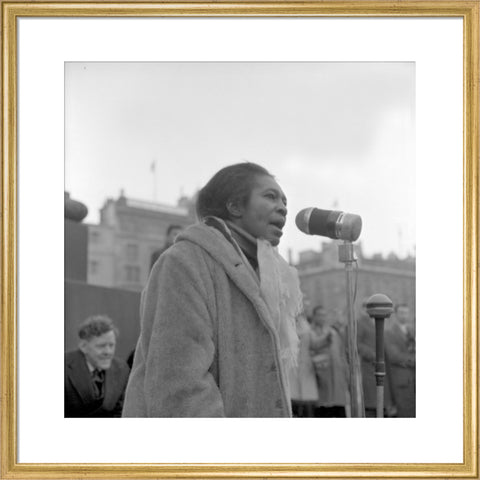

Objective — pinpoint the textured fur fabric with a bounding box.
[122,222,291,417]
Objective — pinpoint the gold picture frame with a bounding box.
[1,1,478,478]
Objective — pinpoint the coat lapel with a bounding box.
[193,223,274,329]
[66,350,96,405]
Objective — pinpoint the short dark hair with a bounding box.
[196,162,273,220]
[78,315,118,341]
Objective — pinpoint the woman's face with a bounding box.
[232,175,287,246]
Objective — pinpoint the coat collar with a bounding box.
[225,220,258,268]
[176,221,275,329]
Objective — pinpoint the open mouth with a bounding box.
[270,219,285,230]
[269,220,285,235]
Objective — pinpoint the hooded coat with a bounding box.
[122,222,292,417]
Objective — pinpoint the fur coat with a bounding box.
[122,222,293,417]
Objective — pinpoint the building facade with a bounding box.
[87,192,195,291]
[296,241,415,319]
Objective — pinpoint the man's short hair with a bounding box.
[78,315,118,341]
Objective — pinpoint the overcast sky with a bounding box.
[65,62,415,261]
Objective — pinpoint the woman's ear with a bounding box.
[226,199,244,219]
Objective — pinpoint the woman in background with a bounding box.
[289,312,319,417]
[309,305,350,417]
[123,162,303,417]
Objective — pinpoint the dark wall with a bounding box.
[65,280,141,360]
[65,219,88,282]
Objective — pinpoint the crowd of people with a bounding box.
[290,302,415,418]
[65,162,415,418]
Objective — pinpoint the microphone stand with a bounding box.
[338,241,365,418]
[366,294,393,418]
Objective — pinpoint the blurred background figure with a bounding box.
[65,315,130,417]
[329,308,347,342]
[309,305,350,417]
[290,312,319,417]
[385,303,416,417]
[150,224,184,271]
[357,298,394,417]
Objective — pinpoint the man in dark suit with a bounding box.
[65,315,130,417]
[384,304,416,417]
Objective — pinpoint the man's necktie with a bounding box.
[91,369,105,399]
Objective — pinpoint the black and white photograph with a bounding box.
[3,3,476,476]
[64,61,416,419]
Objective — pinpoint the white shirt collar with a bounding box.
[85,359,96,373]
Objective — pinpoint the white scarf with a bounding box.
[256,239,302,375]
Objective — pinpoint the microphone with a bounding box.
[295,208,362,242]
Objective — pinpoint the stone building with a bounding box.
[87,191,196,291]
[65,192,142,359]
[296,241,415,319]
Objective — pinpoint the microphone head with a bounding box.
[365,293,394,319]
[295,208,314,234]
[295,207,362,242]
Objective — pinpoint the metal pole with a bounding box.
[375,317,385,418]
[366,294,393,418]
[338,242,364,418]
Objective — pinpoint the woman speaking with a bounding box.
[122,162,303,417]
